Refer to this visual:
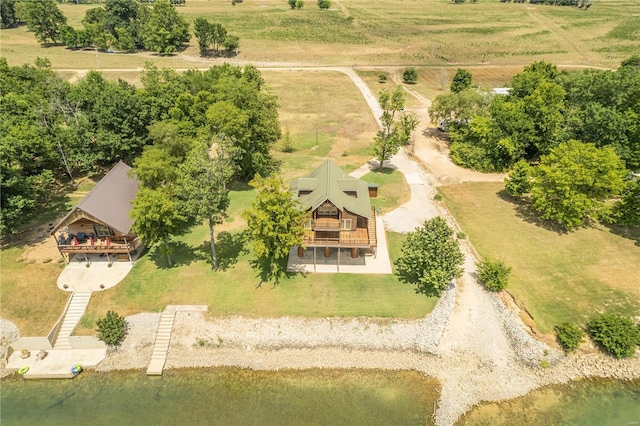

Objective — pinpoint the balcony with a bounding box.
[56,237,143,254]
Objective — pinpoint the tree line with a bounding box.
[1,0,238,55]
[0,59,280,241]
[429,58,640,230]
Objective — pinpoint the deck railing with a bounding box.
[302,236,373,247]
[56,237,143,253]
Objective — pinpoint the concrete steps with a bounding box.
[146,309,176,376]
[53,292,92,349]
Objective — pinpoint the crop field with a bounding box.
[2,0,638,71]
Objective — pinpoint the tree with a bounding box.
[20,0,67,44]
[318,0,331,9]
[373,86,418,170]
[587,313,640,358]
[179,137,238,270]
[96,311,128,347]
[288,0,297,8]
[242,174,307,283]
[477,258,511,291]
[1,0,19,29]
[612,179,640,227]
[429,88,487,126]
[437,68,449,90]
[450,68,472,93]
[131,186,191,267]
[142,0,189,54]
[403,68,418,84]
[193,17,213,55]
[395,217,464,297]
[504,160,532,197]
[530,140,627,230]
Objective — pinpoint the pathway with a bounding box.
[53,292,92,349]
[147,308,176,375]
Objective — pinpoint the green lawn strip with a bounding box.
[361,168,410,214]
[440,182,640,334]
[79,230,434,334]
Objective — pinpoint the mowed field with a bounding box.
[1,0,638,70]
[440,183,640,335]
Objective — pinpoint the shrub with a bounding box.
[317,0,330,9]
[281,127,294,152]
[587,313,640,358]
[477,258,511,291]
[456,231,466,240]
[378,74,387,83]
[96,310,128,347]
[554,322,585,352]
[433,193,443,201]
[403,67,418,84]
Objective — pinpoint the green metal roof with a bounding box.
[291,159,372,218]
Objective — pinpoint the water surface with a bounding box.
[459,379,640,426]
[1,368,439,426]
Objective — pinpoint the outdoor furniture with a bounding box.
[36,350,48,361]
[76,232,87,242]
[20,349,30,359]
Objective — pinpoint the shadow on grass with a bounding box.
[194,231,248,270]
[604,224,640,247]
[496,189,569,235]
[150,241,198,269]
[250,256,303,288]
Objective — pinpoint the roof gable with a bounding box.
[292,159,371,218]
[52,161,140,235]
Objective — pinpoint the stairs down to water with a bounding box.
[146,309,176,376]
[53,292,92,349]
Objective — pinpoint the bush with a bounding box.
[433,193,443,201]
[554,322,585,352]
[96,310,128,347]
[587,313,640,358]
[403,67,418,84]
[317,0,330,9]
[477,258,511,291]
[456,231,466,239]
[378,74,387,83]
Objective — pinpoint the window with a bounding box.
[340,219,352,230]
[94,225,112,237]
[304,218,313,229]
[317,203,338,216]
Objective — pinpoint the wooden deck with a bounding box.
[304,210,377,248]
[56,237,143,254]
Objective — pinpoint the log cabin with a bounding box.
[292,159,378,269]
[50,161,142,264]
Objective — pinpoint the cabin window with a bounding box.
[317,203,338,216]
[340,219,352,230]
[94,225,112,237]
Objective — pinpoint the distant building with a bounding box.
[492,87,511,96]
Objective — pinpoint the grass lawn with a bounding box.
[0,248,68,336]
[362,168,410,214]
[264,70,378,182]
[440,182,640,334]
[76,227,436,334]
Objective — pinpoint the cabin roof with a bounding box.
[291,159,372,218]
[51,161,140,235]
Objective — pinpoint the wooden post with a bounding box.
[297,246,304,257]
[351,247,358,258]
[313,247,317,273]
[337,247,340,273]
[124,236,132,263]
[324,246,330,258]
